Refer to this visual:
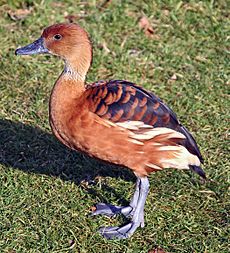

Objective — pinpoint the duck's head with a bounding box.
[15,23,92,80]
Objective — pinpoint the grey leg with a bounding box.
[121,177,141,216]
[99,177,149,239]
[92,178,141,218]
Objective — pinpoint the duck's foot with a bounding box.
[92,178,142,218]
[93,177,149,240]
[92,203,133,218]
[99,218,143,240]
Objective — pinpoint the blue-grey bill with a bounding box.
[15,37,49,55]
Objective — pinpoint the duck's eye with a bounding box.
[53,34,62,40]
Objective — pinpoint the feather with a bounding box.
[85,80,203,165]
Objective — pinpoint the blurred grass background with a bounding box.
[0,0,229,252]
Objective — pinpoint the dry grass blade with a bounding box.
[8,8,32,21]
[148,247,170,253]
[139,16,159,39]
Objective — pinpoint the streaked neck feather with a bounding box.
[64,63,86,82]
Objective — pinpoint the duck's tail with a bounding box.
[189,165,207,179]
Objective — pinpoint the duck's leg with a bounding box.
[99,177,149,239]
[92,178,141,218]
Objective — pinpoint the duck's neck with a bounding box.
[49,42,92,131]
[51,73,85,107]
[63,39,92,82]
[49,74,84,131]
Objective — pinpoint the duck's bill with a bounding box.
[15,37,49,55]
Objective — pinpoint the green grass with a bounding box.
[0,0,229,252]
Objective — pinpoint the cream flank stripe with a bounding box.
[115,120,200,169]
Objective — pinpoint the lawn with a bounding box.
[0,0,229,252]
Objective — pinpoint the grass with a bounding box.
[0,0,229,252]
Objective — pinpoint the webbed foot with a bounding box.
[99,211,145,240]
[92,177,149,240]
[99,222,139,239]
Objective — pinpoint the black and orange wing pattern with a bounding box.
[85,80,203,163]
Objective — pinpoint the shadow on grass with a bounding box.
[0,119,135,202]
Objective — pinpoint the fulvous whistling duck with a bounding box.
[15,23,206,239]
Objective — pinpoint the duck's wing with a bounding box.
[85,80,203,164]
